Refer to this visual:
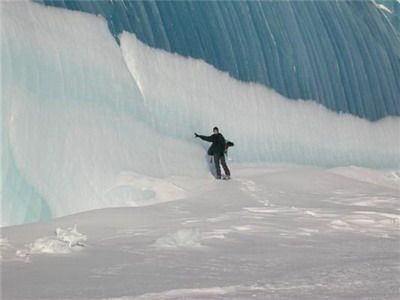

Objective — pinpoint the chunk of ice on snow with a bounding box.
[56,225,87,247]
[16,225,87,257]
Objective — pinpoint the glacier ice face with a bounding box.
[37,0,400,120]
[1,1,206,226]
[120,32,399,169]
[1,1,399,226]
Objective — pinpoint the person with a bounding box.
[195,127,231,180]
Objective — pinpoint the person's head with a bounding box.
[213,126,219,134]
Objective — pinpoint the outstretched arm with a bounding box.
[194,133,214,142]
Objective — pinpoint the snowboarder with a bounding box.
[195,127,231,180]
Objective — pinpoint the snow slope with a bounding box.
[1,165,399,299]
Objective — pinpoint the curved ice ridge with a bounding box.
[37,0,400,120]
[121,32,400,168]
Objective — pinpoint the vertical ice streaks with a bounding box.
[38,0,400,120]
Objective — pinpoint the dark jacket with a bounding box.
[197,133,226,156]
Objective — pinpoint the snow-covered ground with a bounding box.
[1,164,399,299]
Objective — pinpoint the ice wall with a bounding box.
[1,1,206,226]
[1,1,399,226]
[120,32,400,169]
[38,0,400,121]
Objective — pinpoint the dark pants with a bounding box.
[214,153,230,178]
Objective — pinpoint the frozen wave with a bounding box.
[121,32,400,168]
[1,1,206,226]
[37,0,400,120]
[2,1,399,226]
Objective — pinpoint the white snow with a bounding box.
[329,166,400,189]
[105,172,187,207]
[119,284,267,300]
[0,238,11,260]
[2,165,399,299]
[154,229,203,249]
